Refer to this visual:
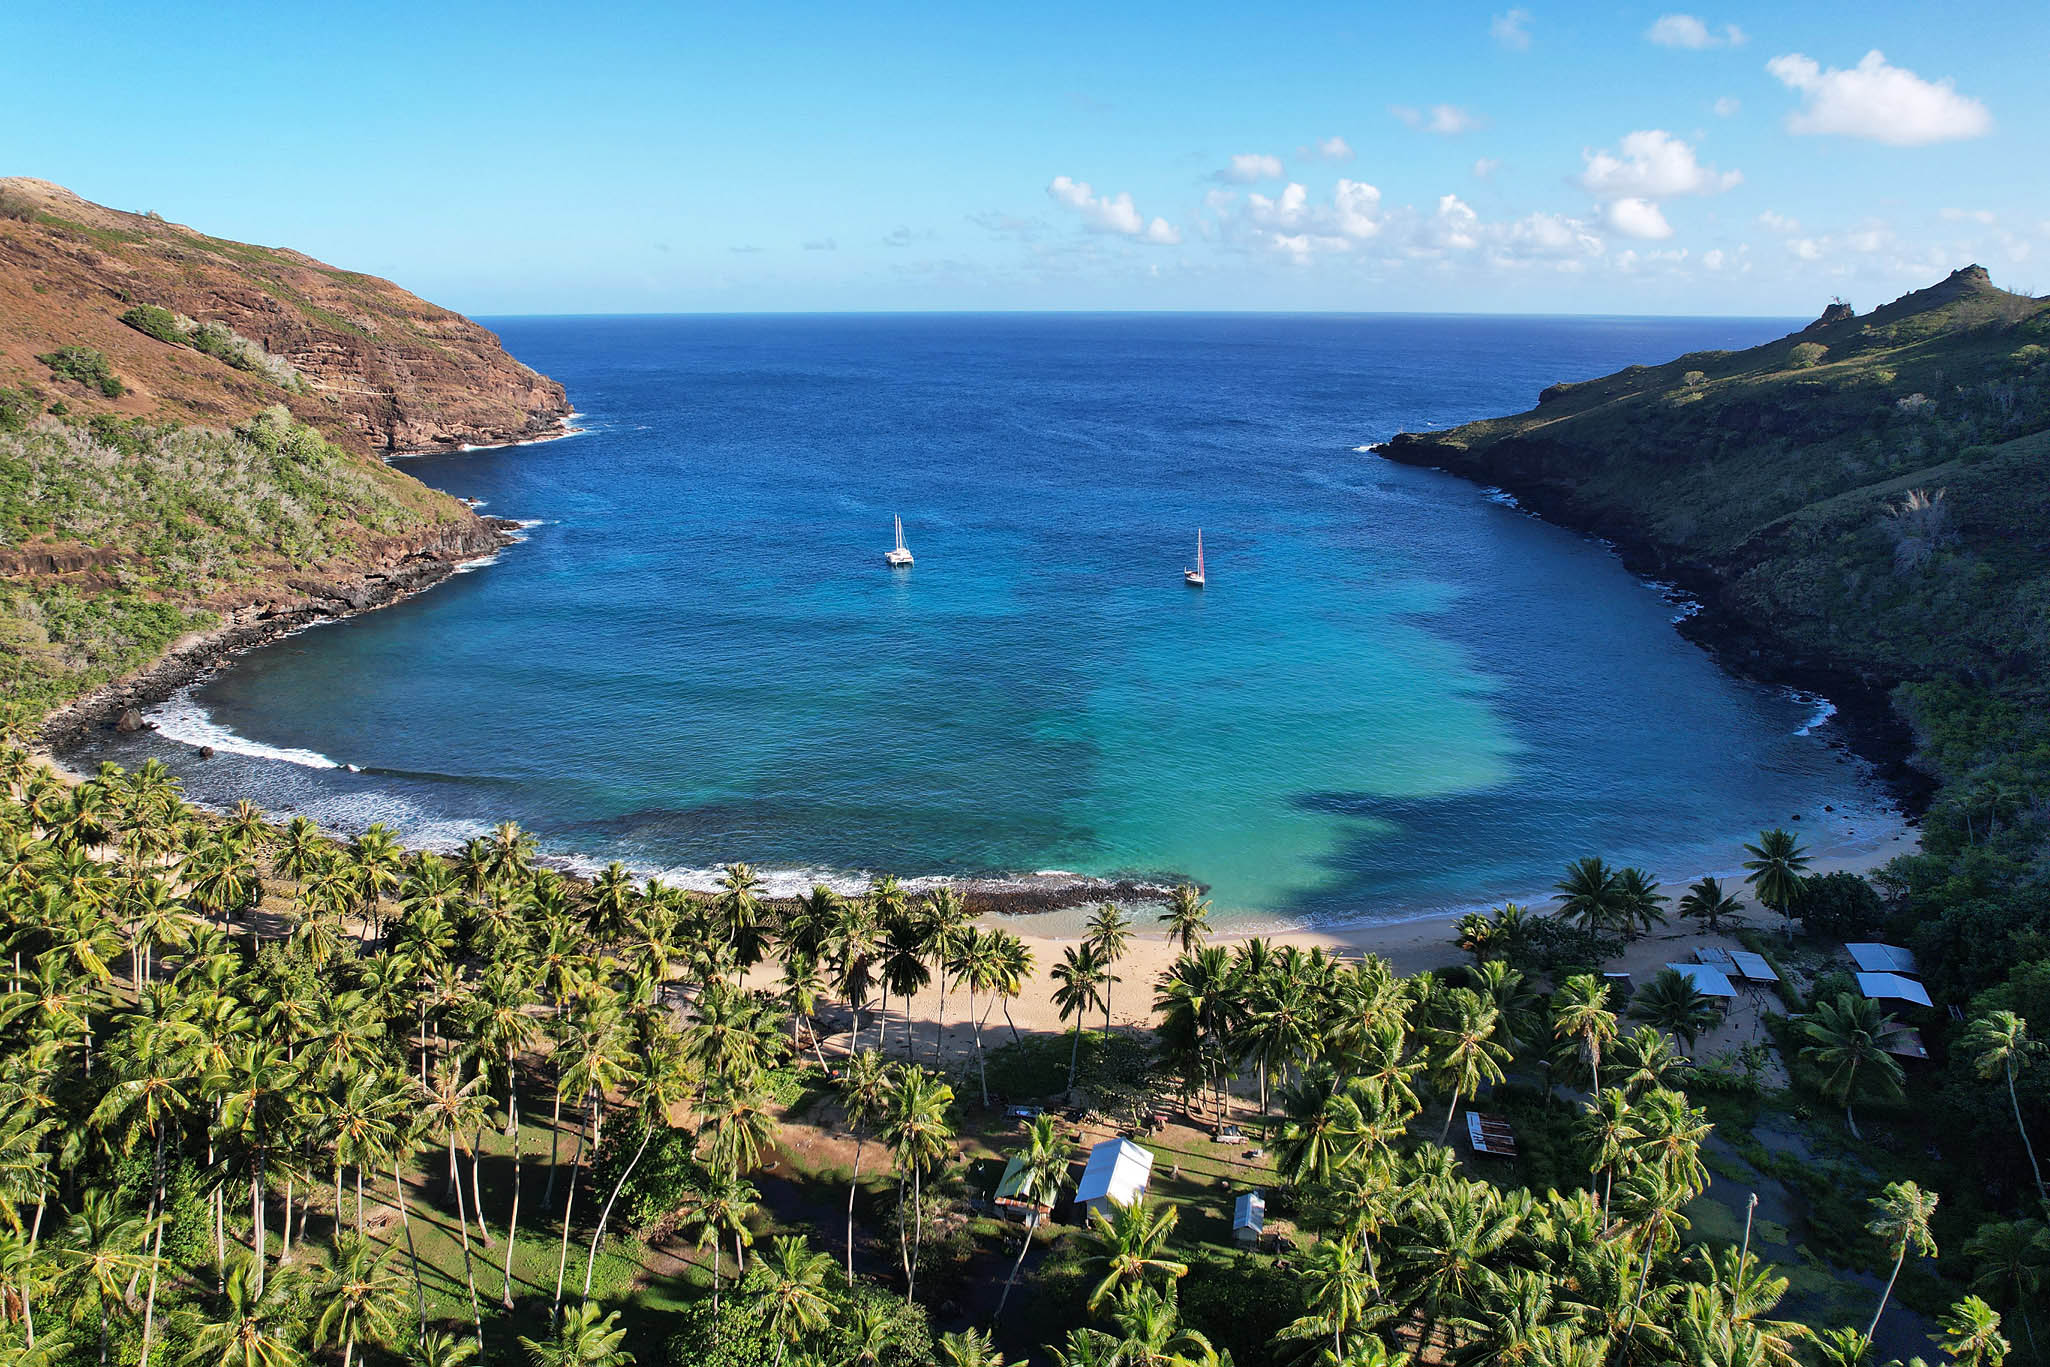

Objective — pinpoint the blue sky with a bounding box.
[6,2,2043,315]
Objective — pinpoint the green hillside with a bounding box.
[1378,265,2050,1008]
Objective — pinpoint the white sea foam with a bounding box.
[146,687,341,770]
[1352,444,1374,453]
[1642,577,1704,623]
[1787,689,1838,736]
[1479,486,1527,512]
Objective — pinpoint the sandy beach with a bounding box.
[759,832,1910,1081]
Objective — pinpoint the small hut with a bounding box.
[994,1153,1055,1226]
[1233,1191,1266,1245]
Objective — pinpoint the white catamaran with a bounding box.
[885,514,914,567]
[1184,529,1205,587]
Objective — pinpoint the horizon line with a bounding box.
[470,306,1812,323]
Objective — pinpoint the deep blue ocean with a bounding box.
[75,314,1906,925]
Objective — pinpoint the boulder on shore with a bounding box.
[115,708,145,733]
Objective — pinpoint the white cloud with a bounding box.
[1646,15,1746,49]
[1787,237,1825,261]
[1605,198,1674,239]
[1333,180,1383,238]
[1203,188,1238,213]
[1940,207,1996,224]
[1429,194,1481,250]
[1767,50,1992,146]
[1269,232,1355,265]
[1472,157,1501,178]
[1713,96,1740,117]
[1757,211,1799,233]
[1580,130,1740,198]
[1315,136,1354,161]
[801,237,836,251]
[1845,224,1893,253]
[1047,176,1180,244]
[1247,182,1311,230]
[1393,103,1482,135]
[1703,247,1726,270]
[1215,153,1286,184]
[1491,8,1532,50]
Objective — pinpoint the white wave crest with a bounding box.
[1787,689,1838,736]
[146,688,340,769]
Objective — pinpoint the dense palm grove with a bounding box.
[1,746,2044,1367]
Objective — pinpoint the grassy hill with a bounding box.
[0,178,569,454]
[0,182,566,737]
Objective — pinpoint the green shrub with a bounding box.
[36,345,125,397]
[1788,342,1828,369]
[120,303,187,345]
[1800,871,1885,940]
[0,385,35,433]
[1682,370,1708,388]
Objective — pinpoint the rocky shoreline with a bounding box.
[37,514,520,752]
[1370,437,1934,815]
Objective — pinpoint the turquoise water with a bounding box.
[74,315,1903,923]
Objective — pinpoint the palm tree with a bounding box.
[1549,975,1617,1095]
[412,1332,480,1367]
[1679,876,1744,933]
[1610,1025,1687,1098]
[1081,1199,1188,1311]
[1158,884,1211,955]
[1963,1011,2047,1207]
[519,1300,633,1367]
[939,1327,1007,1366]
[183,1254,306,1367]
[1865,1180,1939,1339]
[1611,867,1668,940]
[1287,1232,1379,1361]
[1800,993,1906,1139]
[996,1113,1073,1317]
[759,1235,836,1364]
[876,908,932,1061]
[584,1032,693,1298]
[685,1169,758,1315]
[1050,943,1108,1092]
[1963,1219,2045,1363]
[1085,903,1133,1032]
[314,1237,408,1367]
[836,1048,891,1286]
[922,885,974,1064]
[1631,969,1720,1055]
[1428,988,1511,1141]
[1935,1296,2009,1367]
[1743,829,1809,939]
[882,1064,954,1300]
[1553,856,1623,934]
[53,1190,151,1367]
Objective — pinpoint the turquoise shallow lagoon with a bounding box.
[74,315,1904,923]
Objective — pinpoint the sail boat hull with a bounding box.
[1184,529,1204,586]
[886,514,913,566]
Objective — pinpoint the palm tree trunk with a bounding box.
[1845,1101,1862,1141]
[1866,1245,1907,1340]
[394,1158,427,1338]
[711,1239,721,1317]
[280,1177,293,1263]
[470,1120,493,1248]
[845,1134,866,1288]
[1066,1021,1082,1092]
[971,1004,990,1109]
[139,1131,165,1367]
[551,1096,593,1321]
[908,1166,924,1303]
[585,1122,656,1298]
[1440,1088,1462,1142]
[995,1223,1034,1318]
[544,1083,567,1213]
[2006,1064,2049,1205]
[1002,996,1021,1046]
[451,1140,483,1349]
[503,1127,524,1310]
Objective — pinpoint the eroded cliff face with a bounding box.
[0,178,570,454]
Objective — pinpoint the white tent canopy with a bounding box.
[1847,943,1919,976]
[1665,962,1738,998]
[1857,972,1933,1007]
[1075,1138,1154,1218]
